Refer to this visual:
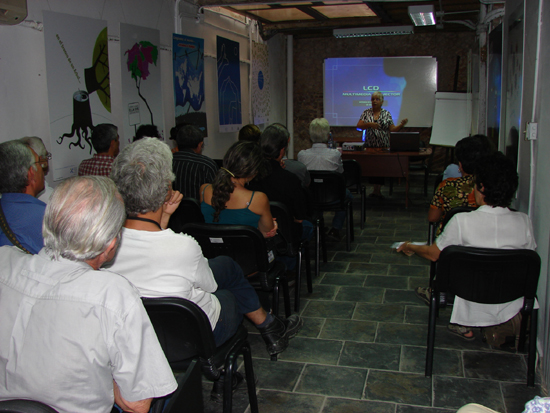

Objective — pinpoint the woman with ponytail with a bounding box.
[200,141,277,237]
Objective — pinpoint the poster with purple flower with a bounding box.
[120,23,163,146]
[216,36,242,133]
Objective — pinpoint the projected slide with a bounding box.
[324,57,437,127]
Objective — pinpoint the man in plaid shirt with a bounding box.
[78,124,120,177]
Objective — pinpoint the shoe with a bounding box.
[415,286,431,306]
[447,324,475,341]
[257,314,304,356]
[326,228,342,241]
[210,371,244,403]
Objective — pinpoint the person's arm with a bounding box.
[250,192,276,237]
[389,118,408,132]
[113,380,152,413]
[428,206,443,223]
[397,242,441,262]
[357,119,379,130]
[160,189,183,229]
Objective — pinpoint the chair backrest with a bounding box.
[182,223,271,276]
[309,171,347,207]
[436,246,541,307]
[440,206,477,232]
[269,201,298,256]
[141,297,218,374]
[342,159,362,193]
[168,197,204,234]
[0,400,58,413]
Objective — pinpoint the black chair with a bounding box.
[0,400,58,413]
[182,223,291,318]
[309,171,354,263]
[342,159,366,229]
[270,201,313,312]
[168,197,204,234]
[425,246,541,387]
[142,297,259,413]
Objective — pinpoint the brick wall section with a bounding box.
[292,31,477,169]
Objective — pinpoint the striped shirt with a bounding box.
[77,154,114,177]
[172,150,218,199]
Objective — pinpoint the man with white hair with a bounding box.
[298,118,351,240]
[0,176,177,413]
[20,136,54,203]
[0,140,46,253]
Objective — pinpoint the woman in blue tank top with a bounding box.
[200,141,277,238]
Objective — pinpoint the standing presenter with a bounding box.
[356,91,408,197]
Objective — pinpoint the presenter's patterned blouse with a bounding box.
[359,108,394,147]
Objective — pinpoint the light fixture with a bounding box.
[408,5,436,26]
[333,25,413,38]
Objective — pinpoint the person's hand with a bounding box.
[400,119,408,127]
[163,190,183,217]
[397,241,414,256]
[370,122,380,130]
[264,219,278,238]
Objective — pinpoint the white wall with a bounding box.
[0,0,288,181]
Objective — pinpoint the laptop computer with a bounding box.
[389,132,420,152]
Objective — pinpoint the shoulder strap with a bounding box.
[202,184,211,199]
[246,191,256,209]
[0,200,32,254]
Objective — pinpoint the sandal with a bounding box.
[414,287,431,306]
[447,324,475,341]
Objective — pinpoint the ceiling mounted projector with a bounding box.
[0,0,27,25]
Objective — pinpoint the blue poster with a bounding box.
[216,36,242,133]
[173,34,206,133]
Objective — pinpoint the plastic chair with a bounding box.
[182,223,291,318]
[0,400,58,413]
[168,197,204,234]
[309,171,354,262]
[142,297,259,413]
[342,159,366,229]
[270,201,313,312]
[426,246,541,387]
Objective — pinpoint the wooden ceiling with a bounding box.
[196,0,492,39]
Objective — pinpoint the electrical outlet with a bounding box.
[526,122,537,140]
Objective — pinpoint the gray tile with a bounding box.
[376,323,427,347]
[320,319,377,342]
[400,345,463,376]
[365,275,409,289]
[347,262,388,275]
[389,265,429,277]
[371,253,411,265]
[256,390,325,413]
[354,303,405,323]
[321,273,366,286]
[404,305,429,324]
[366,370,432,406]
[433,377,504,411]
[320,261,349,273]
[408,276,430,290]
[278,337,343,364]
[376,236,401,245]
[501,382,543,413]
[302,300,356,319]
[333,251,372,263]
[336,286,384,303]
[385,289,425,305]
[340,342,401,370]
[396,406,454,413]
[301,284,339,300]
[296,364,367,398]
[323,398,396,413]
[463,351,527,382]
[253,359,304,391]
[433,326,492,351]
[354,235,378,244]
[297,317,324,338]
[357,243,396,254]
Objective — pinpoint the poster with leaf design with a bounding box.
[120,23,163,146]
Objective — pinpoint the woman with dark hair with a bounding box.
[200,141,277,237]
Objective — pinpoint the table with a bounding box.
[341,148,432,207]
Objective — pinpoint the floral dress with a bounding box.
[359,108,394,147]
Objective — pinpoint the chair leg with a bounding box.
[223,353,238,413]
[527,309,538,387]
[280,276,291,318]
[345,205,352,252]
[361,188,366,229]
[242,341,259,413]
[272,281,279,317]
[304,243,313,293]
[320,217,327,263]
[315,219,321,278]
[295,251,302,313]
[424,168,429,196]
[425,293,438,377]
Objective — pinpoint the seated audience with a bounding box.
[20,136,53,204]
[248,123,313,254]
[238,124,261,143]
[297,117,351,240]
[0,140,46,253]
[173,124,218,200]
[429,135,494,232]
[133,124,161,141]
[108,138,302,361]
[78,123,119,176]
[399,152,536,340]
[200,141,277,238]
[0,176,177,413]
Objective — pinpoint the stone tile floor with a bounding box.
[201,174,544,413]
